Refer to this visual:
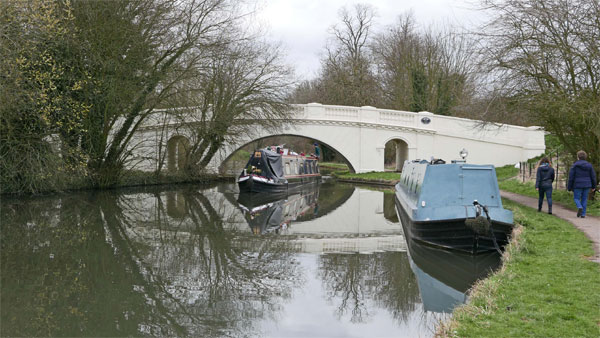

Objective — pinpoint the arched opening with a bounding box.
[167,136,189,172]
[384,138,409,172]
[219,134,356,175]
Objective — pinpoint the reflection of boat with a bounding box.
[405,231,501,313]
[395,160,513,254]
[238,188,319,235]
[238,149,320,193]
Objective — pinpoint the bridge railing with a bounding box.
[294,103,424,129]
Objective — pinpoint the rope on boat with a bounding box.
[465,201,503,254]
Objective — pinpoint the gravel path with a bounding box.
[500,190,600,263]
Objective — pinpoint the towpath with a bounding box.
[500,190,600,263]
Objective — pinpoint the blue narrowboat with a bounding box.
[394,159,514,254]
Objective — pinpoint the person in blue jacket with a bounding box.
[313,143,321,160]
[567,150,597,218]
[535,157,555,214]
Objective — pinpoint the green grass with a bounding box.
[319,162,350,170]
[441,199,600,337]
[334,171,401,182]
[495,165,520,181]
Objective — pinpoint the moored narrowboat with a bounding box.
[238,148,321,193]
[394,159,514,254]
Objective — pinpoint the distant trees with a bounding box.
[477,0,599,177]
[372,14,477,115]
[290,9,477,115]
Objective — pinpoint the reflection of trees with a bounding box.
[1,194,154,337]
[1,186,303,337]
[318,252,420,324]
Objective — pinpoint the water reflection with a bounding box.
[406,239,501,313]
[1,187,301,337]
[237,187,320,235]
[1,181,501,337]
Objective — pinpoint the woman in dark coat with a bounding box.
[567,150,597,218]
[535,157,555,214]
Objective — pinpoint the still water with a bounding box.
[1,180,500,337]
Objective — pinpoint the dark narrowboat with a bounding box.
[394,159,514,254]
[238,148,321,194]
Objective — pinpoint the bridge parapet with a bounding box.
[295,103,426,130]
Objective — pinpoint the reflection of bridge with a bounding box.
[132,103,545,173]
[120,184,407,254]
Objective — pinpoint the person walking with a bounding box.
[567,150,597,218]
[535,157,555,214]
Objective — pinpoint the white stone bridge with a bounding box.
[132,103,545,174]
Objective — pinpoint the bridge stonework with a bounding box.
[130,103,546,174]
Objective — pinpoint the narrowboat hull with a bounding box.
[238,174,320,194]
[394,160,514,254]
[395,196,512,254]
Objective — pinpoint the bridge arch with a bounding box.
[218,133,357,174]
[383,136,411,172]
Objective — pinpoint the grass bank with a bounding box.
[496,165,600,217]
[319,162,401,185]
[439,199,600,337]
[332,171,401,186]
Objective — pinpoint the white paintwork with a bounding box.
[128,103,545,173]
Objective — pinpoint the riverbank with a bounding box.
[331,171,400,186]
[438,198,600,337]
[0,170,234,197]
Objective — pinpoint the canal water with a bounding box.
[1,180,500,337]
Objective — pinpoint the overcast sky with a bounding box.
[255,0,485,80]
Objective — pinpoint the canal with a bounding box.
[1,180,500,337]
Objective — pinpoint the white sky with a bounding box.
[255,0,485,80]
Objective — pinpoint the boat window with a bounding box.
[294,162,298,174]
[299,163,303,174]
[304,162,308,174]
[315,163,319,173]
[284,162,291,175]
[308,161,313,174]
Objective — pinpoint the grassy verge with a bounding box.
[332,171,401,185]
[495,165,600,217]
[319,162,350,170]
[495,165,519,181]
[439,199,600,337]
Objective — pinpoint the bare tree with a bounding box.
[315,4,380,106]
[70,0,240,186]
[169,36,293,174]
[477,0,600,175]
